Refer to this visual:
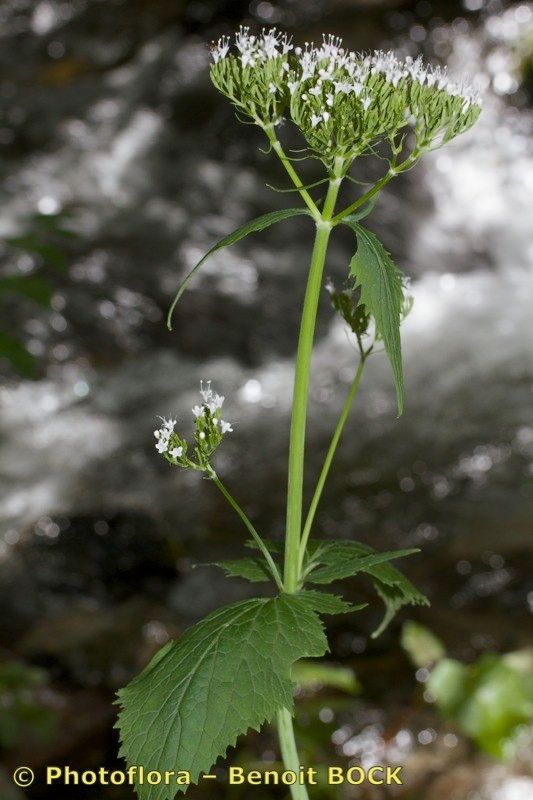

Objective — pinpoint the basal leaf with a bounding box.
[306,541,428,637]
[167,208,311,329]
[344,221,405,414]
[200,556,272,582]
[116,594,327,800]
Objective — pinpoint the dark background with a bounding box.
[0,1,532,798]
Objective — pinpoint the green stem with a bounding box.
[264,129,320,220]
[210,471,284,592]
[283,166,343,593]
[298,357,366,570]
[332,170,393,224]
[277,708,308,800]
[332,151,419,224]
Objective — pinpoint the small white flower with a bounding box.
[268,82,277,94]
[156,438,169,454]
[158,416,176,432]
[322,111,330,122]
[199,432,206,440]
[287,80,299,95]
[310,113,321,128]
[220,420,233,434]
[326,93,334,107]
[211,36,230,63]
[169,446,183,459]
[309,85,321,97]
[192,405,204,418]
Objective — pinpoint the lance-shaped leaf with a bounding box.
[167,208,312,329]
[343,221,405,414]
[305,540,428,637]
[116,594,327,800]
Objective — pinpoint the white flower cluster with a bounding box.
[193,380,233,434]
[293,40,481,108]
[210,27,482,163]
[212,27,292,68]
[154,417,183,458]
[153,382,233,470]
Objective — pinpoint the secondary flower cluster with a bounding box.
[210,27,482,167]
[154,381,233,472]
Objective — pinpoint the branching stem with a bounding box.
[298,356,366,570]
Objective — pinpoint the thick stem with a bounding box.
[283,170,342,592]
[277,708,309,800]
[298,357,365,570]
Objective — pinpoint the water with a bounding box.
[0,1,532,794]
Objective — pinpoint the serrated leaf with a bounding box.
[167,208,311,329]
[307,545,420,585]
[306,541,428,637]
[116,594,327,800]
[200,557,272,582]
[344,221,405,414]
[295,590,366,615]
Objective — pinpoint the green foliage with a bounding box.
[294,589,365,615]
[167,208,312,329]
[1,211,75,377]
[326,280,371,341]
[428,653,533,759]
[0,661,56,749]
[344,222,405,414]
[116,594,329,799]
[401,623,533,760]
[0,331,37,377]
[0,275,53,307]
[305,540,428,637]
[202,556,272,582]
[401,621,446,668]
[292,661,360,694]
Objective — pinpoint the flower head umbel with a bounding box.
[154,382,233,473]
[209,28,482,167]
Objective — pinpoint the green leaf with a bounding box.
[305,540,428,637]
[167,208,312,329]
[401,621,446,668]
[200,557,272,582]
[116,594,327,799]
[292,661,360,694]
[0,275,53,307]
[306,544,420,585]
[0,332,37,377]
[294,590,366,616]
[343,221,405,414]
[244,538,281,554]
[6,236,67,272]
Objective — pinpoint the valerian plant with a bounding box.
[116,28,482,800]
